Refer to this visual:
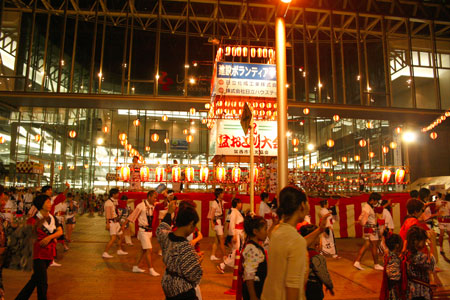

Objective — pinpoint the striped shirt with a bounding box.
[156,216,202,298]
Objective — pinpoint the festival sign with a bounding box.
[210,119,277,157]
[213,62,277,98]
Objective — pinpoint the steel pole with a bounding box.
[275,17,288,194]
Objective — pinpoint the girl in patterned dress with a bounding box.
[238,215,268,300]
[405,226,435,300]
[380,233,403,300]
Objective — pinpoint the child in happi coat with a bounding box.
[405,226,435,300]
[379,233,404,300]
[237,215,268,300]
[300,224,334,300]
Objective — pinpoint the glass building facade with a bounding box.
[0,0,449,192]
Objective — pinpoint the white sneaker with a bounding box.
[102,252,114,258]
[50,261,62,267]
[374,264,384,271]
[149,268,160,276]
[210,255,220,261]
[117,249,128,255]
[353,261,364,270]
[132,266,145,273]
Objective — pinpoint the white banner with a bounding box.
[210,120,277,156]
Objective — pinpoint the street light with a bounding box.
[276,0,291,194]
[402,131,417,143]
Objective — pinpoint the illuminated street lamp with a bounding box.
[275,0,291,193]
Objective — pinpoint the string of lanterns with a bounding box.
[422,109,450,133]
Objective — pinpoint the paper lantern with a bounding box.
[119,133,127,141]
[369,151,375,158]
[253,167,259,182]
[164,138,170,144]
[232,166,241,183]
[293,147,298,152]
[395,169,405,184]
[186,135,194,143]
[169,166,180,182]
[120,166,130,181]
[126,144,132,151]
[381,169,391,184]
[326,139,335,148]
[303,108,310,115]
[333,115,340,122]
[341,156,348,163]
[359,139,367,147]
[430,132,438,140]
[69,165,75,170]
[84,164,89,169]
[185,166,195,182]
[102,126,109,133]
[145,146,150,151]
[292,138,299,147]
[69,130,77,139]
[58,165,63,170]
[98,161,103,166]
[366,121,373,129]
[133,119,140,127]
[332,160,338,166]
[216,166,226,182]
[34,134,41,142]
[395,127,402,134]
[151,133,159,142]
[183,129,189,135]
[200,166,209,182]
[0,136,4,144]
[138,166,149,182]
[354,155,360,161]
[202,119,207,124]
[162,115,168,121]
[189,108,196,115]
[155,166,165,182]
[389,142,397,149]
[382,146,389,154]
[205,103,211,109]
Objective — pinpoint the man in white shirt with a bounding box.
[102,188,128,258]
[218,198,243,273]
[353,193,384,271]
[121,190,160,276]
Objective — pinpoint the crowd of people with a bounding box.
[0,183,448,300]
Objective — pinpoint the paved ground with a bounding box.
[3,214,450,299]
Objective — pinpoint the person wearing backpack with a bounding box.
[299,224,334,300]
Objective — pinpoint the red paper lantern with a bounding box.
[333,115,340,122]
[369,151,375,158]
[381,169,391,184]
[140,166,150,182]
[200,166,209,182]
[155,166,165,182]
[120,166,130,181]
[151,133,159,142]
[252,167,259,182]
[389,142,397,149]
[69,130,77,139]
[430,132,438,140]
[162,115,168,122]
[359,139,367,147]
[395,169,405,184]
[185,166,195,182]
[35,134,41,142]
[216,166,226,182]
[186,135,194,143]
[119,133,127,141]
[103,126,109,133]
[172,166,181,182]
[292,138,299,147]
[354,155,360,161]
[232,166,241,183]
[326,139,335,148]
[382,146,389,154]
[126,144,132,151]
[341,156,348,163]
[0,136,4,144]
[145,146,150,151]
[395,127,402,134]
[133,119,141,127]
[303,108,310,115]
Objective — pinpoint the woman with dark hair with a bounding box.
[261,186,323,300]
[157,201,202,300]
[16,194,63,300]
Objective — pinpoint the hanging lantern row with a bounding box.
[381,168,406,184]
[422,109,450,132]
[217,46,275,62]
[206,99,278,122]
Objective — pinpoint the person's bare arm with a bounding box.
[305,213,329,247]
